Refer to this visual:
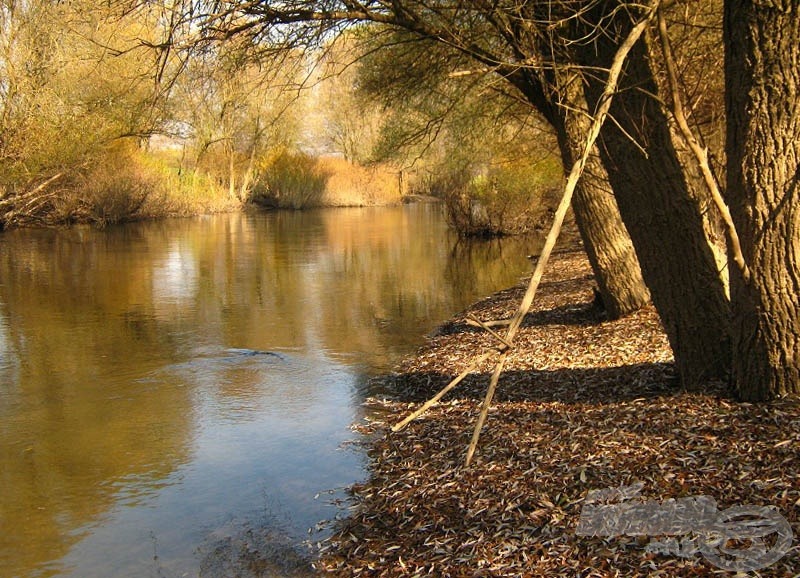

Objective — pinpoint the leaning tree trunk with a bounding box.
[512,70,650,319]
[724,0,800,400]
[577,20,731,388]
[569,157,651,319]
[554,73,650,319]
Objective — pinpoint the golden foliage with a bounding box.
[318,157,403,207]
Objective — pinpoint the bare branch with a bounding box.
[656,8,749,282]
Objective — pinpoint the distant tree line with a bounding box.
[0,0,392,227]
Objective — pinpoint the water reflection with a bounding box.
[0,206,538,577]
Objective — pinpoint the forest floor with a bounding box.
[316,249,800,577]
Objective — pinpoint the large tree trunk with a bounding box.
[510,68,650,320]
[724,0,800,400]
[570,161,651,318]
[577,21,731,388]
[554,74,650,319]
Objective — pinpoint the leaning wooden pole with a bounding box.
[465,351,507,465]
[391,350,495,432]
[464,3,661,466]
[393,1,662,465]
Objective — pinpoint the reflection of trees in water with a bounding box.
[444,236,541,306]
[0,208,538,575]
[0,305,18,389]
[0,227,196,576]
[312,207,538,372]
[313,206,463,369]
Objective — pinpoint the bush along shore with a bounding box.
[316,250,799,577]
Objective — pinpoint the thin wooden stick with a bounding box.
[465,351,507,466]
[465,318,511,328]
[466,314,515,351]
[391,350,495,432]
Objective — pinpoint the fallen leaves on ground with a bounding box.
[317,250,800,577]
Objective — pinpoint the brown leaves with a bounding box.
[318,251,800,577]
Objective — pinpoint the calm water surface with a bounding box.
[0,206,538,577]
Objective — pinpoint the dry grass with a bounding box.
[149,176,243,217]
[318,157,403,207]
[1,146,401,228]
[317,250,800,577]
[0,145,243,229]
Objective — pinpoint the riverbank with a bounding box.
[316,249,799,576]
[0,148,405,229]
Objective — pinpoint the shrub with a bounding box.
[251,150,330,209]
[72,144,162,227]
[143,157,243,217]
[317,157,402,206]
[440,157,563,237]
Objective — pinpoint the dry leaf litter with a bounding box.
[317,249,799,577]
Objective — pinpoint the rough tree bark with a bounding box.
[554,73,650,319]
[724,0,800,400]
[504,64,651,320]
[569,150,651,319]
[577,13,732,387]
[511,85,650,319]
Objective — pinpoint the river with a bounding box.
[0,205,539,577]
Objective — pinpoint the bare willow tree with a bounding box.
[349,32,563,236]
[173,37,304,200]
[0,0,184,226]
[316,31,385,163]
